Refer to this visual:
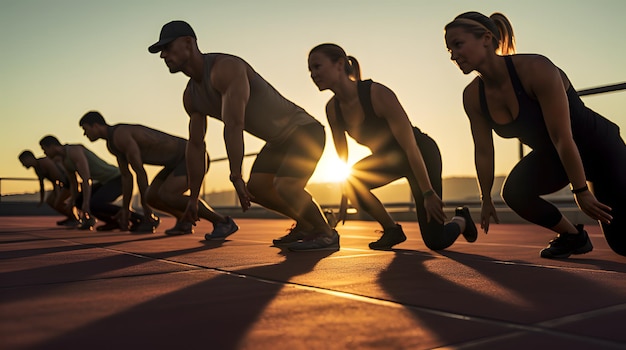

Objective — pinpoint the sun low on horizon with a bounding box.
[313,156,354,184]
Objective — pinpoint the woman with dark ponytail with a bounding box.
[444,12,625,258]
[308,43,478,251]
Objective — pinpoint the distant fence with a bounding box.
[0,153,260,203]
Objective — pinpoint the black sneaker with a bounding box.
[131,216,160,234]
[288,230,340,251]
[368,224,407,250]
[96,221,121,232]
[540,224,593,259]
[57,217,81,228]
[272,223,309,246]
[164,220,194,235]
[205,216,239,240]
[455,206,478,243]
[77,215,96,231]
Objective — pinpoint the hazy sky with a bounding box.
[1,0,624,195]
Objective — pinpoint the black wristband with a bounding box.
[229,174,243,182]
[423,189,435,198]
[571,184,588,194]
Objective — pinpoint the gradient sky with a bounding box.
[1,0,624,195]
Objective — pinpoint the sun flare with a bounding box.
[316,157,352,183]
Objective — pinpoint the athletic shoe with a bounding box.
[272,223,309,246]
[288,230,340,251]
[368,224,407,250]
[131,216,160,234]
[205,216,239,240]
[164,220,194,235]
[96,221,121,232]
[540,224,593,259]
[77,215,96,231]
[456,206,478,243]
[57,217,81,228]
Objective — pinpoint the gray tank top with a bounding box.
[64,145,120,184]
[187,53,318,144]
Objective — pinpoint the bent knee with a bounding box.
[274,177,308,198]
[501,183,527,209]
[246,177,266,199]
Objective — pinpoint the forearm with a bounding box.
[186,141,207,201]
[554,139,587,190]
[475,151,495,200]
[224,124,245,178]
[38,180,45,204]
[69,178,79,207]
[81,181,92,213]
[121,174,134,212]
[135,171,153,216]
[406,150,435,194]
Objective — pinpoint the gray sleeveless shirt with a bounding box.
[64,145,120,185]
[186,53,318,144]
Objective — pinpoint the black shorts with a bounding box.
[153,159,187,182]
[153,141,188,182]
[251,123,325,178]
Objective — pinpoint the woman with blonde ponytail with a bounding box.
[445,12,626,259]
[308,43,477,251]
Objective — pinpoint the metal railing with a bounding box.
[1,154,260,203]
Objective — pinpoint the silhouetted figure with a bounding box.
[308,43,478,251]
[148,20,337,250]
[79,111,238,238]
[18,150,78,226]
[39,135,142,231]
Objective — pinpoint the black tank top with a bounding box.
[478,56,620,152]
[334,79,420,152]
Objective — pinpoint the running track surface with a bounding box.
[1,216,625,350]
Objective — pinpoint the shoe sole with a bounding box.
[368,236,406,250]
[272,238,304,246]
[457,207,478,243]
[204,228,239,241]
[540,240,593,259]
[288,244,340,252]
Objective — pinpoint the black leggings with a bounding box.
[502,137,626,256]
[348,129,461,250]
[76,176,142,224]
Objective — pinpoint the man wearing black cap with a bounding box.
[148,20,339,251]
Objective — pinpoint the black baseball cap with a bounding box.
[148,20,196,53]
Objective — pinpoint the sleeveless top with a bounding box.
[334,79,420,152]
[478,55,620,152]
[187,53,319,144]
[64,145,120,184]
[53,160,70,187]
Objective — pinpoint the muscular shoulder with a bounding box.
[211,54,250,91]
[37,157,55,174]
[509,54,564,96]
[66,144,87,162]
[510,54,560,82]
[108,124,133,151]
[369,81,395,98]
